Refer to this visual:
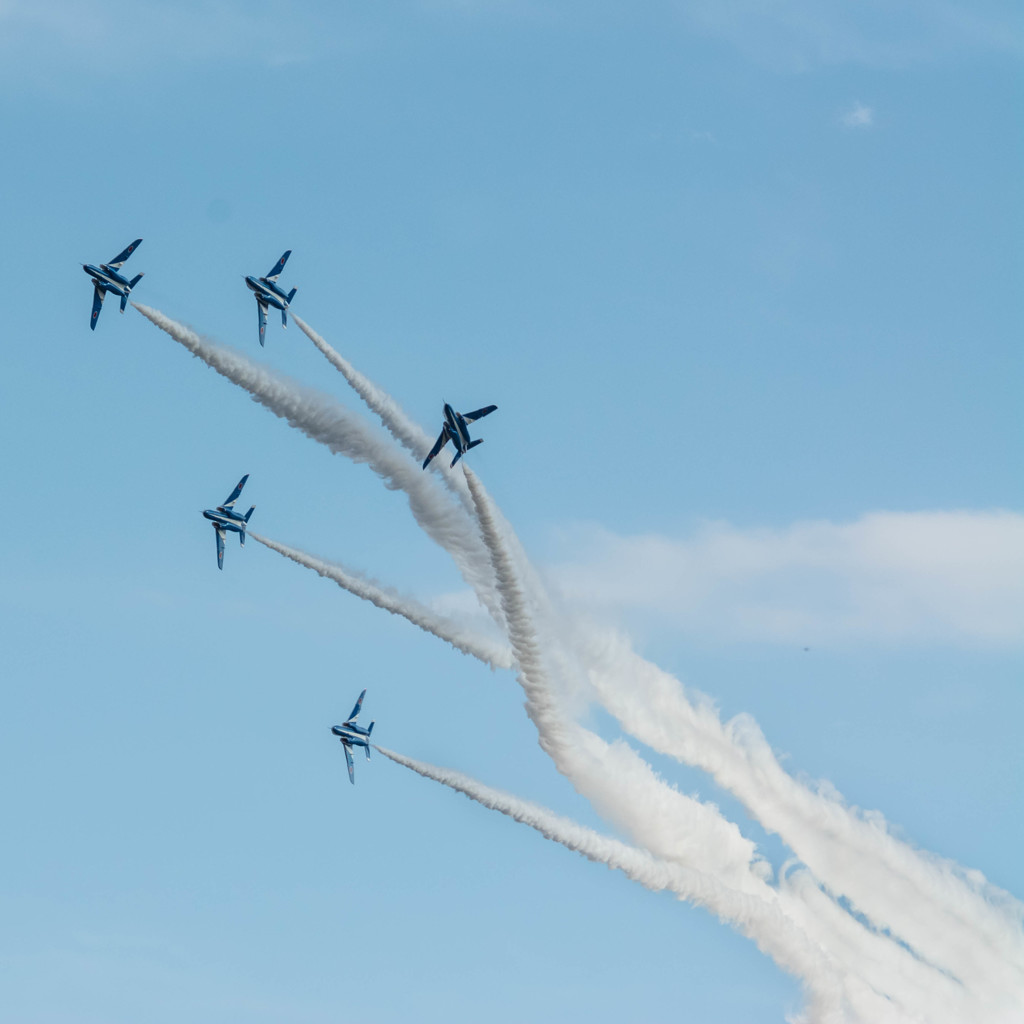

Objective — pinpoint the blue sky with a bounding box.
[1,3,1022,1021]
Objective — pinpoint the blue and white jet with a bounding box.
[244,250,297,347]
[82,238,144,330]
[201,474,255,570]
[331,689,375,784]
[422,402,498,470]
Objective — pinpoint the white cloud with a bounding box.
[842,101,874,128]
[551,510,1024,646]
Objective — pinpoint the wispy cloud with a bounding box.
[0,0,372,82]
[553,510,1024,646]
[842,101,874,128]
[678,0,1024,71]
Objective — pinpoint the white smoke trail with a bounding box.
[779,865,982,1023]
[582,626,1024,1011]
[291,314,433,457]
[134,303,503,623]
[461,470,1022,1019]
[134,308,1023,1019]
[377,745,911,1024]
[249,531,513,670]
[462,468,865,986]
[291,312,476,507]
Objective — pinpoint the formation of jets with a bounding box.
[85,239,502,786]
[83,242,297,347]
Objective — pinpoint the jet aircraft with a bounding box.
[422,402,498,470]
[201,474,255,570]
[82,238,144,330]
[244,250,297,346]
[331,689,375,784]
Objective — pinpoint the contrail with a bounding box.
[376,745,909,1024]
[134,307,1023,1019]
[249,531,513,670]
[291,313,433,458]
[581,626,1024,1007]
[291,312,475,507]
[780,864,983,1023]
[463,467,788,892]
[133,303,504,625]
[460,472,1019,1019]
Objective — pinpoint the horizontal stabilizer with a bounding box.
[467,438,485,450]
[129,273,144,290]
[287,287,297,303]
[244,506,255,523]
[120,292,129,314]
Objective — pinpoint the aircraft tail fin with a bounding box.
[451,438,484,467]
[287,287,297,303]
[129,273,144,290]
[281,307,288,328]
[365,724,374,759]
[120,292,129,314]
[244,506,255,523]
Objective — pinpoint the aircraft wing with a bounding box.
[222,474,249,508]
[346,689,367,724]
[107,238,142,269]
[265,250,291,281]
[422,425,451,469]
[90,285,105,330]
[215,525,226,570]
[462,404,497,424]
[343,742,355,784]
[256,297,268,347]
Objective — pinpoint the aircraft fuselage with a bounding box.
[202,506,247,532]
[245,275,291,310]
[331,723,371,744]
[83,263,133,296]
[444,402,473,454]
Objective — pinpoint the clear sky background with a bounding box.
[1,3,1021,1022]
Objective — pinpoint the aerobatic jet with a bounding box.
[82,238,144,330]
[201,474,255,570]
[422,402,498,470]
[244,250,297,346]
[331,689,375,784]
